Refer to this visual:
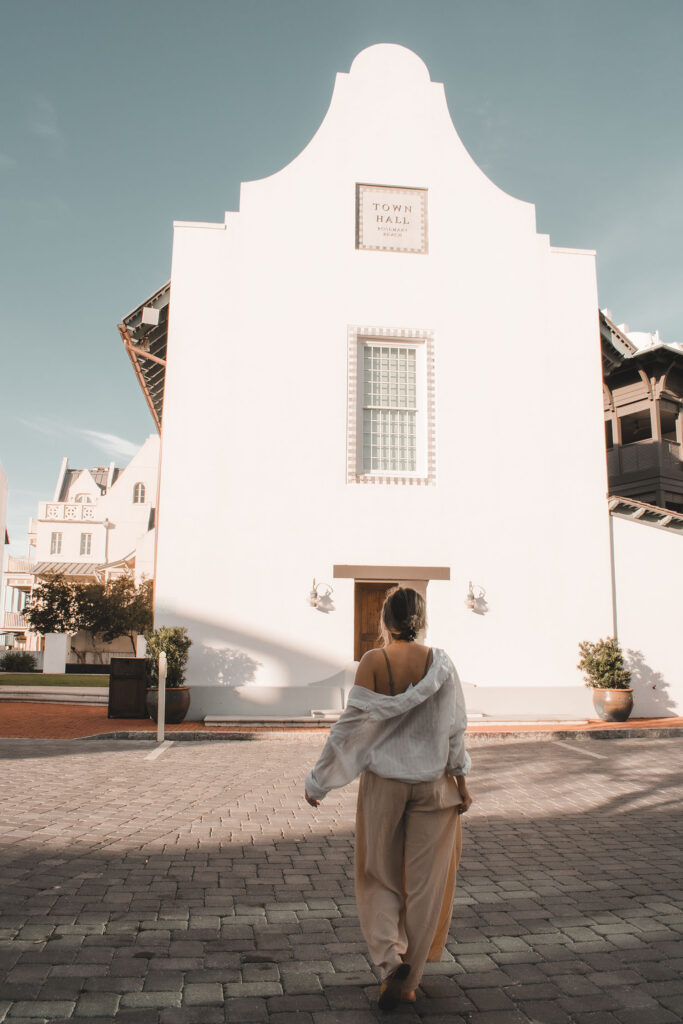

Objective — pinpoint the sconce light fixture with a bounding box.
[308,579,335,612]
[465,580,486,610]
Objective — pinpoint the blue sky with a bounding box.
[1,0,682,555]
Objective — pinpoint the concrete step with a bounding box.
[0,686,109,706]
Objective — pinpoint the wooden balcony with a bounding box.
[607,440,682,477]
[607,440,683,507]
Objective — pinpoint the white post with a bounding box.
[43,634,68,674]
[157,651,167,743]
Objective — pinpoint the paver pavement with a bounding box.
[0,733,682,1024]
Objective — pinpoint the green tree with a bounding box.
[26,573,153,660]
[25,575,79,636]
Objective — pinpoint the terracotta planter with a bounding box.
[146,686,191,724]
[592,688,633,723]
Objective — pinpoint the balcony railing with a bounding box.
[43,503,97,522]
[607,440,682,478]
[6,557,34,573]
[2,612,30,630]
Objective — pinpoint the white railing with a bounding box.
[44,503,97,522]
[2,612,30,630]
[6,557,34,573]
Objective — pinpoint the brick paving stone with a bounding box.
[7,1002,75,1019]
[120,990,182,1008]
[160,1009,224,1024]
[73,991,121,1016]
[114,1011,160,1024]
[224,996,268,1021]
[280,971,323,994]
[311,1013,378,1024]
[570,1014,623,1024]
[224,982,283,997]
[469,988,518,1011]
[517,1000,573,1023]
[268,1015,315,1024]
[463,1011,530,1023]
[266,995,328,1012]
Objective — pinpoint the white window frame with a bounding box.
[80,533,92,556]
[347,326,436,486]
[50,532,62,555]
[358,340,425,477]
[133,482,146,504]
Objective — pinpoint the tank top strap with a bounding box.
[424,647,433,674]
[381,648,395,696]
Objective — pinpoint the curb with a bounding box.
[465,726,683,742]
[74,726,683,743]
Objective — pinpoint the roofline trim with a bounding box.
[118,323,163,433]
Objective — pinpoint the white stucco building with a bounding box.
[121,44,682,719]
[3,435,159,653]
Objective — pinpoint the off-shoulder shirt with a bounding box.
[305,648,470,802]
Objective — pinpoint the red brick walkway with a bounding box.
[1,702,681,740]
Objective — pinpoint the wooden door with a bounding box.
[354,582,397,661]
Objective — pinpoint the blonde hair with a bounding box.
[380,586,426,645]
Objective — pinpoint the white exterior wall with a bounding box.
[156,45,614,718]
[612,516,683,716]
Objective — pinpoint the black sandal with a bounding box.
[377,963,411,1011]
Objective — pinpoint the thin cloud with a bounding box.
[17,415,55,437]
[79,430,140,460]
[0,153,16,169]
[18,416,141,462]
[29,95,63,144]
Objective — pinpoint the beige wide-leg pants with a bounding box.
[355,770,463,992]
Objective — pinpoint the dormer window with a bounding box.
[75,494,92,503]
[133,482,146,504]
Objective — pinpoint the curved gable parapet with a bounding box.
[238,43,536,233]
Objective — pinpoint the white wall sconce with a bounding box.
[308,579,335,613]
[465,581,486,610]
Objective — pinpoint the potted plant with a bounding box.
[577,636,633,722]
[144,626,192,724]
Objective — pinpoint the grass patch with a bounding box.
[0,673,109,687]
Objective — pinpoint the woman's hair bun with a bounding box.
[380,587,426,643]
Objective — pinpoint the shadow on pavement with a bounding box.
[0,738,681,1022]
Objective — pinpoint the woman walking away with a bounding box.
[305,586,472,1011]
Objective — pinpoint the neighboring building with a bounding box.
[601,311,683,510]
[120,44,683,719]
[2,435,159,654]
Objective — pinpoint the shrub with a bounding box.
[145,627,192,688]
[577,636,631,689]
[0,650,37,672]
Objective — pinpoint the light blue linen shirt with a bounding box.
[305,648,470,802]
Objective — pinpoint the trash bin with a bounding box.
[107,657,148,718]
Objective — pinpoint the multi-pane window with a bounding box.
[50,532,62,555]
[362,345,417,472]
[80,533,92,556]
[133,482,146,504]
